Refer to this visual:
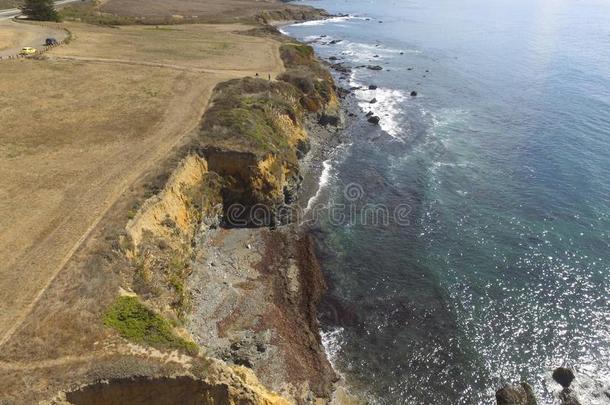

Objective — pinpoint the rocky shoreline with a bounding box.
[112,17,360,404]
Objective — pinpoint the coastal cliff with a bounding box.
[79,31,347,404]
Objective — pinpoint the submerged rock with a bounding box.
[558,388,582,405]
[367,65,383,71]
[330,63,351,73]
[553,367,575,388]
[496,383,537,405]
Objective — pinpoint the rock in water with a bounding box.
[369,98,377,104]
[552,367,575,388]
[410,90,418,96]
[496,383,537,405]
[367,65,383,71]
[558,389,582,405]
[368,85,378,90]
[367,115,380,125]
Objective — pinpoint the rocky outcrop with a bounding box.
[197,42,341,226]
[553,367,575,388]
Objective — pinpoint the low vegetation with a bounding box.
[202,77,303,155]
[104,295,198,354]
[278,44,337,113]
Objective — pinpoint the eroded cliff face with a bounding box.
[121,154,223,319]
[197,43,341,226]
[50,360,293,405]
[54,35,345,405]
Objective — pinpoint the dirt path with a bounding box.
[0,20,66,57]
[50,54,285,78]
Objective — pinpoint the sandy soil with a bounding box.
[0,21,283,350]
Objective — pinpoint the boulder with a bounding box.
[410,91,418,97]
[496,383,537,405]
[330,63,351,73]
[558,388,581,405]
[318,113,340,127]
[552,368,575,388]
[367,115,380,125]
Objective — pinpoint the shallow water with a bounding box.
[283,0,610,403]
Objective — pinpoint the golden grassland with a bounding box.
[0,21,283,349]
[51,23,283,72]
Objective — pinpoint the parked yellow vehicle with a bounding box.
[19,47,37,56]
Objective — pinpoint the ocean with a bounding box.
[281,0,610,403]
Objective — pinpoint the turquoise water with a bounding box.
[283,0,610,403]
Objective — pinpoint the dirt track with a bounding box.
[0,20,67,57]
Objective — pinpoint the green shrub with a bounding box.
[104,295,198,355]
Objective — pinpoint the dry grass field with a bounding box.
[0,21,283,349]
[99,0,301,21]
[51,23,282,73]
[0,27,18,50]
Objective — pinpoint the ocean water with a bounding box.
[282,0,610,404]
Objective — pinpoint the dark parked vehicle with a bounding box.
[45,38,59,46]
